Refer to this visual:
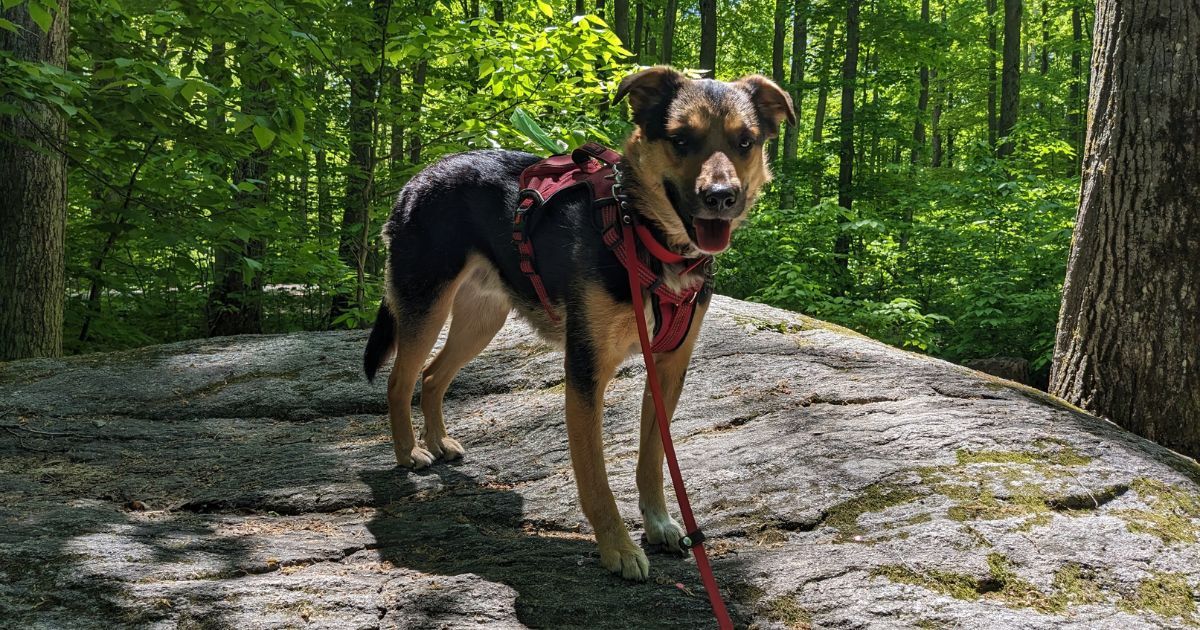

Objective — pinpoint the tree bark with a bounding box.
[1068,4,1084,166]
[699,0,717,74]
[768,0,787,162]
[1050,0,1200,457]
[998,0,1021,158]
[834,0,859,281]
[0,0,69,360]
[633,0,644,61]
[208,43,269,337]
[1039,0,1049,76]
[613,0,629,47]
[811,21,835,206]
[987,0,998,148]
[780,0,808,210]
[493,0,503,21]
[331,16,382,322]
[931,67,943,167]
[661,0,676,64]
[911,0,929,168]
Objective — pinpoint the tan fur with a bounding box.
[564,285,648,578]
[386,254,509,468]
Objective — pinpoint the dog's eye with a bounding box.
[738,138,753,149]
[671,136,688,148]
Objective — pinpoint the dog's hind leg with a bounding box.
[420,268,510,460]
[637,304,707,555]
[386,287,457,470]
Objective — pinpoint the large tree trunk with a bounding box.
[699,0,716,73]
[987,0,998,148]
[834,0,859,282]
[997,0,1022,158]
[1050,0,1200,457]
[660,0,676,64]
[0,0,69,360]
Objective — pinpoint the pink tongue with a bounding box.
[694,219,732,252]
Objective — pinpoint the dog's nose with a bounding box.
[701,184,739,212]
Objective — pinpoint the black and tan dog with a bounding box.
[363,66,794,581]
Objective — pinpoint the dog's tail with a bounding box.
[363,299,396,383]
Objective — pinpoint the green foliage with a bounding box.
[1,0,1093,376]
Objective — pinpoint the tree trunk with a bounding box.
[987,0,998,148]
[0,0,69,360]
[661,0,676,64]
[614,0,630,49]
[699,0,716,73]
[834,0,859,282]
[493,0,503,21]
[998,0,1021,158]
[811,21,835,206]
[780,0,808,211]
[768,0,787,162]
[931,67,943,167]
[575,0,584,16]
[1039,0,1049,76]
[633,0,644,61]
[1050,0,1200,457]
[208,44,269,337]
[1068,4,1084,166]
[911,0,929,168]
[330,53,379,322]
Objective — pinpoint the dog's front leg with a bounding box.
[637,304,707,555]
[564,298,649,581]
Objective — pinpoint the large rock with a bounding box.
[2,296,1199,629]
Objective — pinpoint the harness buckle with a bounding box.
[679,529,706,549]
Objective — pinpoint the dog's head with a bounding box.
[615,66,794,255]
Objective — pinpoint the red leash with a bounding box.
[621,222,735,630]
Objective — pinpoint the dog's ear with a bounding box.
[614,66,686,139]
[734,75,795,139]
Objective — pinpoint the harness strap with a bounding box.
[513,192,560,323]
[622,222,734,630]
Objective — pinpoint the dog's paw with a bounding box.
[599,540,650,581]
[396,446,435,469]
[644,512,686,556]
[427,436,464,461]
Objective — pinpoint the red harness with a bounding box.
[512,144,733,629]
[511,143,712,353]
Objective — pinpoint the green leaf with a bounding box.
[252,124,276,149]
[28,1,51,32]
[0,17,17,32]
[510,106,567,155]
[536,0,553,18]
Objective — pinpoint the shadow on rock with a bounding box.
[360,465,724,629]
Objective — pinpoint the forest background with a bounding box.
[0,0,1092,386]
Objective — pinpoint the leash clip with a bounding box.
[679,529,706,549]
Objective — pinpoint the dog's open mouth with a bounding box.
[693,218,733,253]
